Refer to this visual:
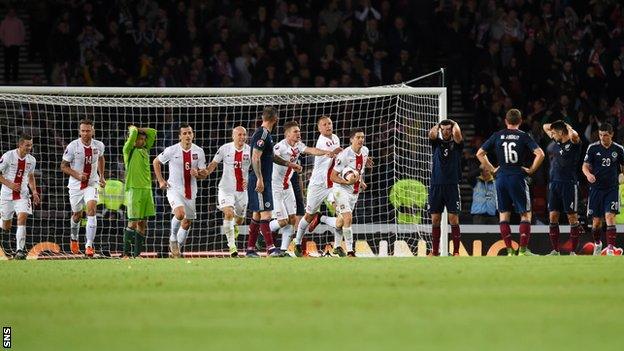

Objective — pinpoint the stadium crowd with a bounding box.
[2,0,624,223]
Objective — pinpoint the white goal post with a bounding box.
[0,85,447,258]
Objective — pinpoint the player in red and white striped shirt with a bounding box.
[0,134,40,260]
[329,129,370,257]
[205,126,251,257]
[60,120,106,257]
[153,124,207,258]
[270,121,332,256]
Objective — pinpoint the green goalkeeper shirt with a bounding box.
[123,126,157,189]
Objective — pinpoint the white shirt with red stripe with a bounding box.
[309,134,340,187]
[157,143,206,200]
[272,139,307,190]
[212,142,251,193]
[0,150,36,201]
[62,139,105,190]
[333,146,369,194]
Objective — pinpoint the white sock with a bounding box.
[170,217,181,242]
[321,215,337,228]
[177,228,189,248]
[295,217,309,244]
[70,218,80,241]
[269,219,282,232]
[223,219,235,249]
[334,229,343,249]
[85,216,96,247]
[16,225,26,251]
[343,227,353,252]
[280,225,293,251]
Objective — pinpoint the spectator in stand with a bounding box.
[470,166,498,225]
[0,8,25,83]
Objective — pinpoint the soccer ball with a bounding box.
[580,242,595,255]
[341,167,360,183]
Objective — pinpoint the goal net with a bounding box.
[0,86,445,258]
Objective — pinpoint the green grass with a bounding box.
[1,257,623,351]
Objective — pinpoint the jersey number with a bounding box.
[184,161,191,170]
[501,142,518,163]
[602,158,611,167]
[443,148,449,157]
[85,155,93,164]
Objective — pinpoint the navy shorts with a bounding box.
[247,175,273,212]
[548,182,578,213]
[587,187,619,218]
[428,184,461,214]
[495,174,530,213]
[291,174,305,216]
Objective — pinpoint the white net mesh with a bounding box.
[0,87,444,258]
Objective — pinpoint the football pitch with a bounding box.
[1,257,623,351]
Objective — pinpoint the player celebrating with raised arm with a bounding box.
[477,109,545,256]
[204,126,251,257]
[582,123,624,256]
[294,116,343,255]
[153,124,207,258]
[245,107,301,258]
[542,121,583,255]
[269,121,332,257]
[326,129,369,257]
[61,119,106,257]
[0,134,40,260]
[122,125,157,258]
[427,119,463,256]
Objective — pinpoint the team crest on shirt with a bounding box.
[564,144,570,151]
[265,202,271,207]
[192,153,198,160]
[257,140,264,147]
[94,149,99,155]
[612,152,617,158]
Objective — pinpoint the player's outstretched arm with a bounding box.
[28,172,40,206]
[476,148,497,173]
[204,161,219,177]
[303,146,331,157]
[272,154,301,172]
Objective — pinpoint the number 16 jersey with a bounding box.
[480,129,539,176]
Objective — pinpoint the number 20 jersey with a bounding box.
[583,141,624,190]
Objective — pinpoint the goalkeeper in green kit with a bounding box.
[123,126,157,257]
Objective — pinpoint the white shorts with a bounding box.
[333,187,359,215]
[305,183,332,214]
[1,198,32,220]
[69,186,99,213]
[218,189,248,217]
[167,190,197,220]
[272,187,296,220]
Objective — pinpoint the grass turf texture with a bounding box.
[1,257,623,351]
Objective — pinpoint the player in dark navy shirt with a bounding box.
[427,119,463,256]
[246,107,301,257]
[542,121,583,255]
[581,123,624,256]
[477,109,545,256]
